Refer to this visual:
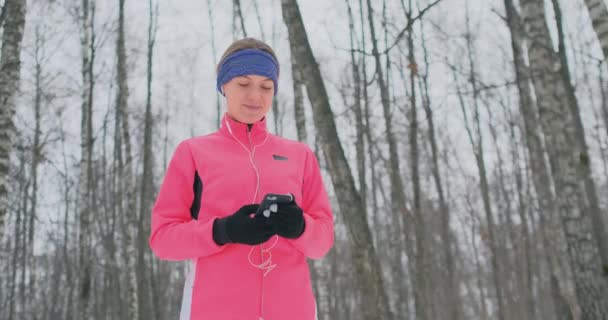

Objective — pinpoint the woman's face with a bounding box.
[223,75,274,124]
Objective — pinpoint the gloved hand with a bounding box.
[213,204,275,245]
[269,201,305,239]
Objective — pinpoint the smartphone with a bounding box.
[255,193,294,218]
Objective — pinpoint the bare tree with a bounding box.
[232,0,247,39]
[76,0,95,318]
[114,0,140,318]
[204,0,221,129]
[451,4,507,319]
[343,0,366,214]
[0,0,26,248]
[138,1,159,319]
[401,2,431,317]
[365,0,422,317]
[521,0,608,317]
[417,10,462,320]
[502,0,577,318]
[551,0,608,272]
[25,24,46,320]
[252,0,266,41]
[281,0,393,319]
[451,63,506,320]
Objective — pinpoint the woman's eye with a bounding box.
[238,83,249,87]
[262,87,272,91]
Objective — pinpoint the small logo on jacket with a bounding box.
[273,154,288,161]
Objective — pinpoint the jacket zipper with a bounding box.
[248,130,265,320]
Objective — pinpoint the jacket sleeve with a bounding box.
[149,140,226,260]
[288,146,335,259]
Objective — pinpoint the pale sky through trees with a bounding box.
[17,0,605,234]
[3,0,608,318]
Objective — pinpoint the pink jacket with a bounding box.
[149,113,334,320]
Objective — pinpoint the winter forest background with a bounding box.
[1,0,608,319]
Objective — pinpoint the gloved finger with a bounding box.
[238,204,260,215]
[255,229,276,240]
[260,228,276,237]
[275,202,296,210]
[254,213,274,224]
[276,206,302,215]
[270,212,299,223]
[269,218,293,230]
[255,220,274,230]
[267,213,288,224]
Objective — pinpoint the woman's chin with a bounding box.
[241,110,264,120]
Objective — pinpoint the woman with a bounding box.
[149,37,335,320]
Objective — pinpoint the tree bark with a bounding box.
[115,0,140,318]
[203,0,221,129]
[280,1,393,319]
[232,0,247,38]
[583,0,608,60]
[290,43,307,143]
[139,1,159,320]
[0,0,26,250]
[521,0,608,318]
[27,26,44,320]
[551,0,608,273]
[77,0,95,318]
[344,0,366,221]
[502,0,577,318]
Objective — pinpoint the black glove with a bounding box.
[269,202,305,239]
[213,204,275,245]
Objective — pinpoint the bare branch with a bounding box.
[381,0,444,55]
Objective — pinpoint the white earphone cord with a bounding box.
[225,119,277,277]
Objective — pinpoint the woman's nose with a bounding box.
[246,87,264,101]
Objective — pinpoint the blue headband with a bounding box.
[217,48,279,96]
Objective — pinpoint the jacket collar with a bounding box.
[219,112,269,147]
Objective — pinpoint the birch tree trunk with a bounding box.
[583,0,608,60]
[0,0,26,248]
[344,0,366,219]
[521,0,608,318]
[502,0,577,318]
[115,0,139,318]
[77,0,95,318]
[27,26,44,320]
[551,0,608,272]
[357,0,381,247]
[289,42,307,143]
[139,1,159,319]
[280,1,393,319]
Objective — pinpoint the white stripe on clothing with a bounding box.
[180,259,197,320]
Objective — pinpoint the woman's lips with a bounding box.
[243,104,262,111]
